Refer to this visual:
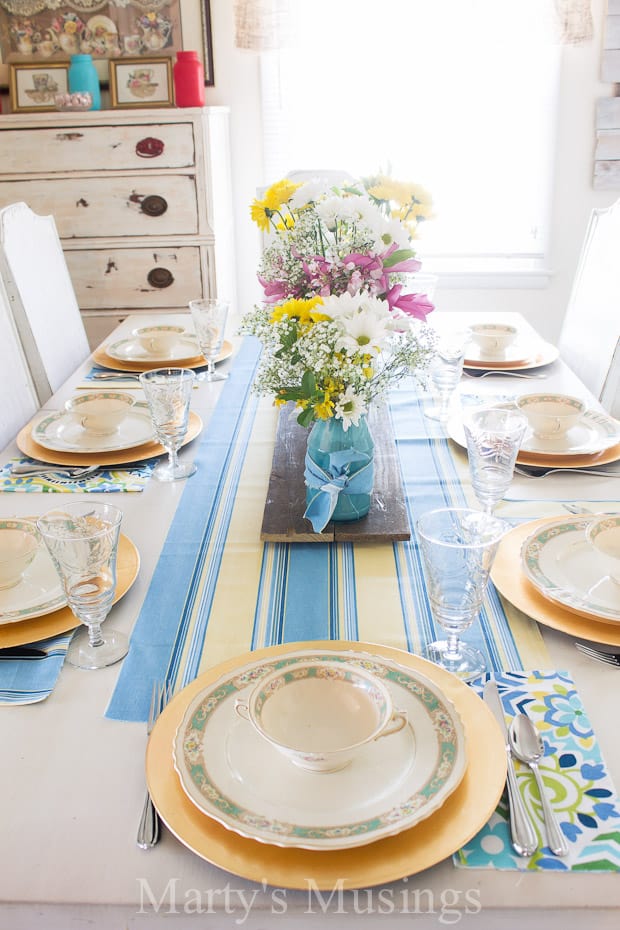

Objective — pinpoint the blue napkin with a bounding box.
[0,632,72,704]
[304,448,374,532]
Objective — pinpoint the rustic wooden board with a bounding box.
[260,405,411,543]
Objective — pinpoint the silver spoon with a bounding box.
[509,714,569,857]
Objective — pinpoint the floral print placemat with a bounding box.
[0,458,154,493]
[455,670,620,872]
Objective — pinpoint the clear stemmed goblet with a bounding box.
[424,329,472,424]
[139,367,197,482]
[416,507,506,681]
[189,298,230,382]
[37,501,126,670]
[463,407,528,514]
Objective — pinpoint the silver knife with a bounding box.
[483,680,538,857]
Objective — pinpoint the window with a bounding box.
[260,0,561,272]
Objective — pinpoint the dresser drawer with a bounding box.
[0,176,202,238]
[66,247,207,310]
[0,122,196,174]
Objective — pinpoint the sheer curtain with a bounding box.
[257,0,563,263]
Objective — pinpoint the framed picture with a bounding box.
[0,1,214,88]
[109,56,173,108]
[9,61,68,112]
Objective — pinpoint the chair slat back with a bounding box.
[558,199,620,410]
[0,274,38,452]
[0,202,90,404]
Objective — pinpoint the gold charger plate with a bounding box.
[491,518,620,647]
[147,640,506,890]
[463,341,559,371]
[16,411,202,467]
[516,441,620,468]
[0,533,139,649]
[92,340,233,372]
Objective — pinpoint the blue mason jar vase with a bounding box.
[305,415,374,523]
[68,54,100,110]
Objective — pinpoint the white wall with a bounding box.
[203,0,617,341]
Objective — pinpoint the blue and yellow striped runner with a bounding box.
[107,338,548,722]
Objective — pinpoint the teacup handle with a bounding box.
[377,709,407,740]
[234,698,250,721]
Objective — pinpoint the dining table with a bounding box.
[0,310,618,929]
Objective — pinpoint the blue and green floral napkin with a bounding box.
[455,670,620,872]
[0,458,154,493]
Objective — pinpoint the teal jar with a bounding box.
[305,415,374,525]
[68,54,100,110]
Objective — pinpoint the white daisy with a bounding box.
[334,387,366,431]
[336,306,392,356]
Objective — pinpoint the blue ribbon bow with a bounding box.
[303,448,374,532]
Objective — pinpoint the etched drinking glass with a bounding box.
[463,407,528,514]
[189,298,230,382]
[416,507,506,681]
[139,368,197,481]
[37,502,126,670]
[424,329,471,423]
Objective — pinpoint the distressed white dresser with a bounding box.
[0,106,234,348]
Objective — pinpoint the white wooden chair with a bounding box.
[558,199,620,414]
[0,202,90,404]
[0,273,38,452]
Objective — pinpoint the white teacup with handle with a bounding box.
[516,393,586,439]
[235,660,407,773]
[65,392,135,435]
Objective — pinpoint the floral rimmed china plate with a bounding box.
[463,340,559,371]
[464,339,532,367]
[173,649,467,850]
[32,403,156,454]
[0,519,65,625]
[521,517,620,623]
[520,409,620,457]
[106,335,201,363]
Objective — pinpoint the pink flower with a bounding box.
[385,284,435,322]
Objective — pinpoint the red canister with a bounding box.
[173,51,205,107]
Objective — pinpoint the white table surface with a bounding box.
[0,312,618,929]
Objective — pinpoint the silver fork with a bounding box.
[462,370,547,380]
[137,680,171,849]
[575,643,620,668]
[514,465,620,479]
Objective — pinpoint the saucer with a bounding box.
[32,404,156,453]
[463,340,559,371]
[464,340,531,367]
[521,517,620,623]
[172,648,467,850]
[520,409,620,457]
[107,334,200,363]
[0,519,65,625]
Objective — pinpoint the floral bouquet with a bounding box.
[243,174,436,429]
[242,174,437,530]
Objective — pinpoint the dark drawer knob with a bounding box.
[136,137,165,158]
[147,267,174,289]
[140,195,168,217]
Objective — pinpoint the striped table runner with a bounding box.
[107,338,548,722]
